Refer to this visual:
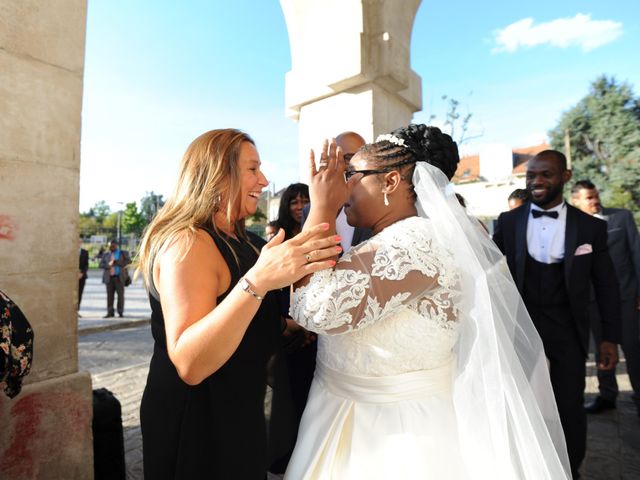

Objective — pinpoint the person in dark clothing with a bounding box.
[508,188,529,210]
[276,183,310,239]
[99,240,131,318]
[78,240,89,310]
[493,150,621,478]
[572,180,640,416]
[137,128,340,479]
[0,290,33,399]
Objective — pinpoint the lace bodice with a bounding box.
[291,216,461,376]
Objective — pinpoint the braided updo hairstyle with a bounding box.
[361,124,460,182]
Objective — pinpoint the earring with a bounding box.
[213,194,221,212]
[383,192,389,207]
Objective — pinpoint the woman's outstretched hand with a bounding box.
[245,223,342,295]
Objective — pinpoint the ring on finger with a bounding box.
[304,253,312,263]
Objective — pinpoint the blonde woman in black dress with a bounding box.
[137,129,340,479]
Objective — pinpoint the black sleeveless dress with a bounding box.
[140,230,282,479]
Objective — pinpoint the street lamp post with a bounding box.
[116,201,124,246]
[116,211,122,246]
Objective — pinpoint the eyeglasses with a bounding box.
[343,160,410,181]
[344,168,390,181]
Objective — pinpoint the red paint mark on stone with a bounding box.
[0,214,18,241]
[0,391,92,478]
[0,392,42,478]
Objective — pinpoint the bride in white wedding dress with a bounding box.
[284,125,571,479]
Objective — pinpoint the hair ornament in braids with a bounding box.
[375,134,407,148]
[366,124,460,182]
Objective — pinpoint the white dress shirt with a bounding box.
[335,208,355,252]
[527,202,567,264]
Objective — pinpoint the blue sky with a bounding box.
[80,0,640,212]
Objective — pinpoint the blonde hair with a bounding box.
[136,128,255,289]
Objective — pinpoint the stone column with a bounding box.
[281,0,423,182]
[0,2,93,479]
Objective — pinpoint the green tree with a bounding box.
[91,200,111,224]
[80,201,114,238]
[549,75,640,222]
[122,202,145,236]
[248,207,266,223]
[140,191,165,224]
[79,213,100,238]
[103,212,118,233]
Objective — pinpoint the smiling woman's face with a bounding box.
[235,142,268,219]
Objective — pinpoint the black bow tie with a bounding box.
[531,209,559,219]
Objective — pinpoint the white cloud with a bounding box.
[492,13,622,53]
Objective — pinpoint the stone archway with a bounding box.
[280,0,424,182]
[0,2,93,478]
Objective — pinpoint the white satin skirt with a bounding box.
[284,360,468,479]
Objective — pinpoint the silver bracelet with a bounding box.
[239,277,264,301]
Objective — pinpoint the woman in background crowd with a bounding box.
[276,183,310,239]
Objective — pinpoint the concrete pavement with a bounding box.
[78,269,640,479]
[79,269,151,335]
[79,269,152,478]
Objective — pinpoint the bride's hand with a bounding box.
[309,139,359,215]
[245,223,342,294]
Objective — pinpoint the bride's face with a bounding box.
[343,152,386,228]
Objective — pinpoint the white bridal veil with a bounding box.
[412,162,571,479]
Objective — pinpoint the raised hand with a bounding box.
[308,138,358,215]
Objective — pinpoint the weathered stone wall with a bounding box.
[0,1,92,478]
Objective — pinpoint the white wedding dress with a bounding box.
[285,216,468,479]
[285,162,571,479]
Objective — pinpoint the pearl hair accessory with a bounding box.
[375,134,406,148]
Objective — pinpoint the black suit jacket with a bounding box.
[301,204,372,248]
[493,202,621,353]
[79,248,89,280]
[599,207,640,301]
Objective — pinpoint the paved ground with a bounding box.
[79,269,151,334]
[79,270,640,479]
[79,270,151,479]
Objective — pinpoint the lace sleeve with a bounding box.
[290,219,459,335]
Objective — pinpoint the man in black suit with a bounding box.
[572,180,640,416]
[78,240,89,310]
[301,131,372,249]
[493,150,621,478]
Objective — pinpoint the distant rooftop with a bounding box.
[453,142,550,184]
